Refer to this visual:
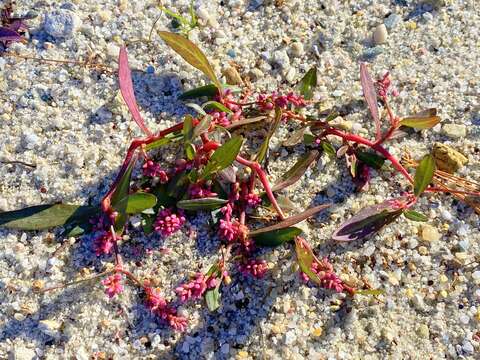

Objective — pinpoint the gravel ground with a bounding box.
[1,0,480,359]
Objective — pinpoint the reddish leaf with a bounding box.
[0,27,22,43]
[118,47,153,136]
[360,63,380,140]
[332,198,405,241]
[249,204,330,236]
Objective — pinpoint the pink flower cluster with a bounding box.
[102,273,124,298]
[175,273,217,302]
[376,72,399,98]
[299,258,346,293]
[189,183,217,199]
[142,160,169,183]
[210,111,230,127]
[144,286,188,331]
[218,219,240,242]
[154,208,186,237]
[257,92,307,111]
[94,231,122,256]
[245,193,261,208]
[239,259,268,278]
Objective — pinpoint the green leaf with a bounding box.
[303,133,315,145]
[205,286,221,312]
[321,141,336,157]
[403,210,428,222]
[202,101,233,114]
[355,289,385,296]
[0,204,98,231]
[356,150,385,170]
[256,107,282,163]
[179,84,219,100]
[201,136,243,180]
[177,197,228,211]
[144,133,182,151]
[400,109,440,129]
[158,31,222,92]
[325,111,339,122]
[294,237,322,285]
[113,192,157,215]
[414,154,435,197]
[183,115,196,160]
[253,227,302,247]
[111,154,138,231]
[272,150,319,192]
[151,184,177,208]
[298,66,317,100]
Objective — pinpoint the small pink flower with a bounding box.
[218,219,239,242]
[102,273,124,298]
[168,313,188,332]
[240,259,268,278]
[154,208,186,237]
[211,111,231,127]
[175,273,208,302]
[319,272,344,293]
[245,193,261,208]
[93,231,121,256]
[144,286,168,312]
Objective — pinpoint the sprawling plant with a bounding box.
[1,31,478,332]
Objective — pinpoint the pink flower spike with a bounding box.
[142,160,169,182]
[168,314,188,332]
[102,274,124,298]
[175,273,208,302]
[154,208,186,237]
[245,193,261,208]
[240,259,268,278]
[94,231,121,256]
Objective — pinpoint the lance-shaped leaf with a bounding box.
[253,227,302,247]
[294,237,322,284]
[201,136,243,180]
[202,101,233,114]
[403,210,428,222]
[118,47,152,136]
[256,107,282,163]
[177,197,228,211]
[356,150,385,170]
[321,141,336,157]
[360,63,380,139]
[332,199,405,241]
[111,153,138,231]
[400,109,440,129]
[0,204,98,231]
[225,116,267,130]
[0,27,22,43]
[158,31,222,92]
[179,84,219,100]
[249,204,330,236]
[205,284,221,311]
[183,115,196,160]
[144,133,183,151]
[112,192,157,214]
[414,154,435,197]
[272,150,319,192]
[298,66,317,100]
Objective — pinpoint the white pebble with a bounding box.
[373,24,388,45]
[44,10,81,39]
